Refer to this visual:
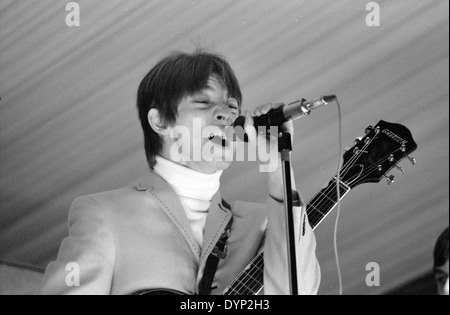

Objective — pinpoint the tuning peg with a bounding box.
[365,126,374,134]
[407,156,416,165]
[354,137,363,144]
[383,175,395,185]
[395,165,405,173]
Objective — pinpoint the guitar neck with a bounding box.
[307,178,351,229]
[221,178,351,295]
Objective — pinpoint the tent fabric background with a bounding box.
[0,261,44,295]
[0,0,448,295]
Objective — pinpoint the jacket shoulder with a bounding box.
[69,183,151,219]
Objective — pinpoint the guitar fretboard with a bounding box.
[222,250,264,295]
[307,179,351,229]
[221,178,351,295]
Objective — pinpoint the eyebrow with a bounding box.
[193,86,238,103]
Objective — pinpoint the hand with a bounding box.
[243,103,297,200]
[243,103,295,155]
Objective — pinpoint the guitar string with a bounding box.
[307,147,404,226]
[304,132,376,226]
[223,151,394,296]
[306,137,367,227]
[222,140,380,295]
[226,147,401,296]
[246,256,264,294]
[222,121,358,295]
[228,182,348,295]
[237,256,263,294]
[222,252,264,295]
[336,147,404,191]
[306,132,387,226]
[221,251,260,295]
[244,258,263,293]
[227,182,350,295]
[247,258,264,294]
[232,252,264,295]
[347,147,404,185]
[222,130,403,295]
[226,258,261,295]
[281,136,404,296]
[336,132,377,181]
[307,150,401,225]
[236,252,264,295]
[307,182,347,228]
[221,249,263,295]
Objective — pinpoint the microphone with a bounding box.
[231,95,336,141]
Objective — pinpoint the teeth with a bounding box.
[209,133,228,141]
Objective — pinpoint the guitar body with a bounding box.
[133,288,187,295]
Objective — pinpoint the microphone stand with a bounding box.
[278,132,298,295]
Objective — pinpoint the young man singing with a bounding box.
[38,50,321,295]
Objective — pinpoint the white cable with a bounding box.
[333,98,343,295]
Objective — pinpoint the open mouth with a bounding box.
[208,133,230,147]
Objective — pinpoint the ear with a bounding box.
[147,108,170,136]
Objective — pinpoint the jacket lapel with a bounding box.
[136,171,202,260]
[200,192,233,264]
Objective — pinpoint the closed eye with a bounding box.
[228,103,240,115]
[194,100,211,107]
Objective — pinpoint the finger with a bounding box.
[272,102,285,109]
[254,104,272,116]
[255,103,285,116]
[260,104,273,115]
[253,107,263,117]
[243,112,257,144]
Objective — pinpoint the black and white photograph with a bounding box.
[0,0,448,299]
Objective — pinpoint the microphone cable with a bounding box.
[333,97,343,295]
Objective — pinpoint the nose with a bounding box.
[214,104,235,126]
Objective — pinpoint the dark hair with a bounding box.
[136,50,242,169]
[434,227,449,268]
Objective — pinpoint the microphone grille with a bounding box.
[323,95,337,103]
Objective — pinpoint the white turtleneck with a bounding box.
[153,156,223,247]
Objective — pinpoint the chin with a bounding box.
[211,160,233,171]
[192,160,232,174]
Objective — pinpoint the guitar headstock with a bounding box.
[340,120,417,189]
